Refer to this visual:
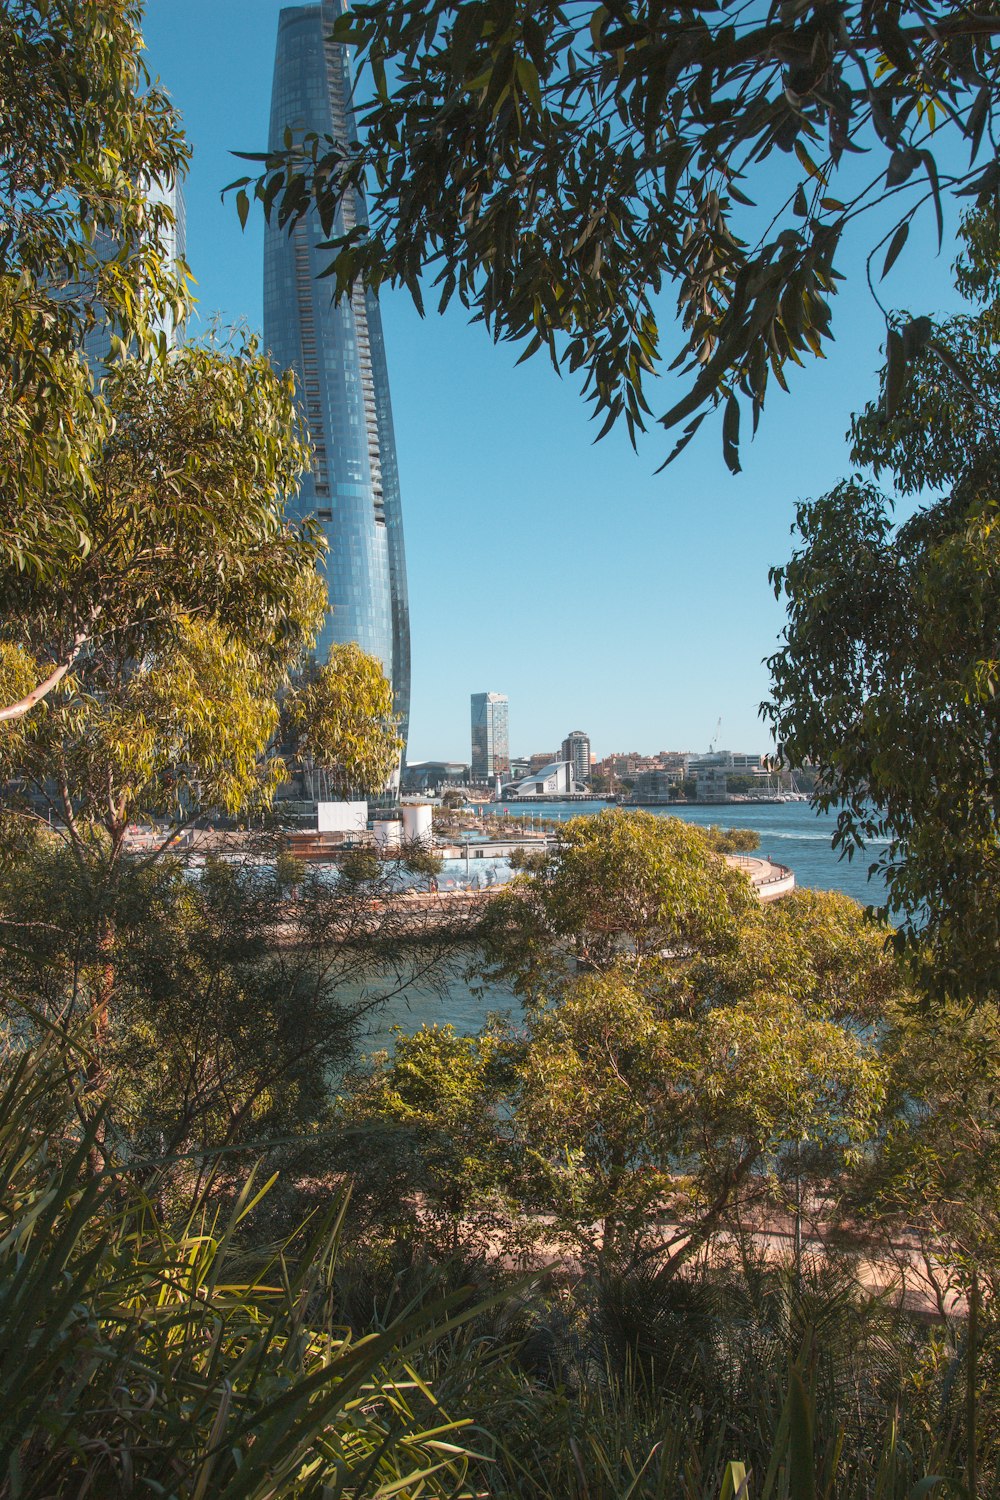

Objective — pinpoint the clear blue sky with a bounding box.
[143,1,963,763]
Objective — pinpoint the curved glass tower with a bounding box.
[264,1,410,754]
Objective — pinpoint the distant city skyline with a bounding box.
[143,0,967,761]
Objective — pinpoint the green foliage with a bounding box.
[347,817,901,1275]
[0,836,472,1182]
[852,1000,1000,1304]
[451,816,902,1267]
[766,210,1000,1001]
[702,887,910,1026]
[0,1,189,349]
[4,337,318,652]
[0,341,318,843]
[339,847,382,884]
[402,843,445,878]
[340,1022,517,1252]
[401,1251,974,1498]
[0,0,191,581]
[513,967,887,1267]
[704,825,761,854]
[0,341,399,851]
[233,0,1000,470]
[286,643,403,798]
[0,1037,478,1498]
[480,810,756,1002]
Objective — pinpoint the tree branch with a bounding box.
[0,631,88,722]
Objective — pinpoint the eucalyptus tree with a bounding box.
[512,965,887,1268]
[367,812,905,1269]
[0,340,402,875]
[339,1021,518,1253]
[233,0,1000,470]
[0,340,403,1147]
[766,209,1000,1002]
[0,0,188,352]
[479,808,756,1001]
[0,836,473,1193]
[0,0,190,657]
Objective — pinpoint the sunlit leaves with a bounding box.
[479,808,756,1001]
[0,342,394,848]
[513,965,887,1265]
[0,1,191,578]
[285,641,403,798]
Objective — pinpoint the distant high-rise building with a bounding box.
[561,730,591,787]
[264,1,410,754]
[471,693,510,780]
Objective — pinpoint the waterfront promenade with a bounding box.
[141,827,795,905]
[727,852,795,902]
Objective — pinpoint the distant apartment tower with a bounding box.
[561,730,591,787]
[264,1,410,754]
[471,693,510,780]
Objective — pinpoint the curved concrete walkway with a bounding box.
[726,853,795,902]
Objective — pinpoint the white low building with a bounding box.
[502,760,587,797]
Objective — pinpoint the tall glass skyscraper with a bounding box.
[264,1,411,753]
[471,693,510,781]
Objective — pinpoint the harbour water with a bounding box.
[365,799,891,1051]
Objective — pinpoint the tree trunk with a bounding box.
[85,910,116,1178]
[968,1263,980,1500]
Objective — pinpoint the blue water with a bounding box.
[370,799,889,1048]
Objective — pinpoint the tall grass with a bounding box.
[356,1249,992,1500]
[0,1038,481,1498]
[1,1033,991,1498]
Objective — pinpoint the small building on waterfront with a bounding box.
[502,760,587,797]
[632,767,685,801]
[402,760,469,794]
[689,750,767,802]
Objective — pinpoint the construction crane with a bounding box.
[708,717,722,753]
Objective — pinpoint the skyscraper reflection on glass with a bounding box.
[264,1,411,754]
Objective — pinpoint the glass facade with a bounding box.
[471,693,510,780]
[264,2,410,755]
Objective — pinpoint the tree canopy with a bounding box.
[514,965,887,1267]
[286,644,403,801]
[480,808,756,1001]
[365,816,905,1270]
[0,0,188,347]
[234,0,1000,470]
[0,1,190,585]
[766,209,1000,1002]
[0,341,401,867]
